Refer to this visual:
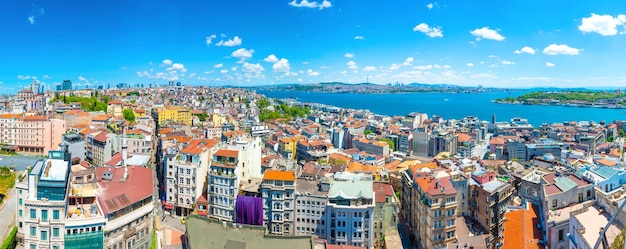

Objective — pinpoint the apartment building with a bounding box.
[151,106,192,126]
[324,179,375,248]
[261,170,296,235]
[372,183,398,248]
[87,131,119,167]
[294,178,329,237]
[469,172,514,248]
[208,149,241,222]
[0,114,66,155]
[16,151,72,249]
[352,138,390,157]
[165,139,218,216]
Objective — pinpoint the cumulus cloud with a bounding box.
[363,66,377,72]
[17,75,31,80]
[288,0,332,10]
[307,69,320,76]
[426,2,438,9]
[232,48,255,62]
[579,13,626,36]
[470,27,505,41]
[216,36,242,47]
[546,62,555,67]
[242,63,265,78]
[347,61,358,70]
[264,54,279,63]
[402,57,414,66]
[42,75,51,80]
[542,44,581,55]
[467,63,474,67]
[206,34,217,46]
[413,23,443,38]
[344,53,355,58]
[501,60,515,65]
[167,63,187,73]
[389,63,401,70]
[414,65,433,70]
[273,58,291,73]
[354,36,364,40]
[78,76,88,82]
[514,46,536,55]
[162,59,173,66]
[214,63,223,68]
[28,16,35,25]
[220,69,229,74]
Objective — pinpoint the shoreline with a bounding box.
[493,100,626,110]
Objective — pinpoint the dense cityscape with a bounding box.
[0,80,623,249]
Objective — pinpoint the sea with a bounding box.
[257,90,626,125]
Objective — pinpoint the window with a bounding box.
[53,228,60,237]
[30,227,36,236]
[30,245,36,249]
[552,199,557,208]
[19,198,22,205]
[53,246,59,249]
[53,210,59,220]
[41,209,48,222]
[41,230,48,241]
[19,210,22,217]
[30,209,36,219]
[558,229,564,241]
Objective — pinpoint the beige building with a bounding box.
[0,114,66,155]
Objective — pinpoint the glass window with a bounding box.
[30,209,36,219]
[41,210,48,222]
[53,210,60,220]
[41,230,47,241]
[30,227,36,236]
[53,228,60,237]
[19,210,22,217]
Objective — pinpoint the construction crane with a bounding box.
[593,198,626,249]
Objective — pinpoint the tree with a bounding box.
[122,108,136,123]
[377,138,395,151]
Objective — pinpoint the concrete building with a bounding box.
[151,106,192,126]
[569,205,620,249]
[61,133,85,161]
[352,138,390,157]
[261,170,296,235]
[0,114,66,155]
[228,136,264,180]
[16,151,72,249]
[468,172,514,248]
[87,131,119,167]
[208,149,241,222]
[294,178,329,238]
[324,179,375,248]
[372,183,398,248]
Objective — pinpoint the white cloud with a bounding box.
[220,69,229,74]
[443,65,451,69]
[307,69,320,76]
[288,0,332,10]
[467,63,474,67]
[579,13,626,36]
[542,44,581,55]
[28,16,35,25]
[501,60,515,65]
[302,61,309,65]
[514,46,536,55]
[206,34,217,46]
[389,63,401,70]
[231,66,237,71]
[354,36,364,40]
[546,62,555,67]
[414,65,433,70]
[216,36,242,47]
[42,75,51,80]
[78,76,88,82]
[413,23,443,38]
[17,75,31,80]
[136,71,150,77]
[344,53,355,58]
[162,59,173,66]
[264,54,279,63]
[470,27,505,41]
[426,2,438,9]
[402,57,414,66]
[242,63,265,78]
[214,63,223,68]
[231,48,255,62]
[188,73,196,78]
[273,58,291,73]
[363,66,377,72]
[167,63,187,73]
[347,61,358,70]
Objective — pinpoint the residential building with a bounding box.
[152,106,192,126]
[324,179,375,248]
[468,172,514,248]
[500,204,544,249]
[294,178,329,237]
[569,205,620,249]
[262,170,296,235]
[279,137,299,160]
[16,151,72,249]
[0,114,66,155]
[372,183,398,248]
[208,149,241,222]
[87,131,119,167]
[352,138,390,157]
[61,133,85,161]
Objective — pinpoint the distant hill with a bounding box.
[247,82,489,94]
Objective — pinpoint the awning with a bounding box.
[163,203,174,210]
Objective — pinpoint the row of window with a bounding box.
[29,226,60,240]
[23,208,60,221]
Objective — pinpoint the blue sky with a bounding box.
[2,0,626,92]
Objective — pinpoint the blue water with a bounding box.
[257,90,626,125]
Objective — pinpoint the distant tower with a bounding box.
[492,113,496,124]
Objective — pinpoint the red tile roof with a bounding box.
[415,174,456,196]
[373,183,394,203]
[22,115,47,121]
[95,166,153,215]
[215,149,238,158]
[263,170,296,181]
[93,131,109,143]
[501,204,544,249]
[181,139,218,155]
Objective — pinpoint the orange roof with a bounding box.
[92,115,109,121]
[135,109,146,113]
[108,100,122,105]
[383,160,401,170]
[215,149,238,158]
[263,170,296,181]
[347,161,376,174]
[490,137,506,145]
[596,159,617,167]
[64,110,79,115]
[280,137,299,143]
[329,153,352,163]
[457,133,472,143]
[501,205,544,249]
[22,115,47,121]
[0,114,19,119]
[408,161,438,173]
[77,112,90,117]
[181,139,218,155]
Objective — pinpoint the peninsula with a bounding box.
[494,90,626,109]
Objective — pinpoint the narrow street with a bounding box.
[0,187,16,240]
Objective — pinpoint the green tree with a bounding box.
[122,108,136,123]
[377,138,395,150]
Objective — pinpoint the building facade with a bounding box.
[261,170,296,235]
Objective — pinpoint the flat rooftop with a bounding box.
[574,206,621,248]
[39,159,69,181]
[185,215,314,249]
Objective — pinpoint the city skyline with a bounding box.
[2,1,626,93]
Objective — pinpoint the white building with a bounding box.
[324,179,375,248]
[261,170,296,235]
[294,178,330,238]
[208,149,241,221]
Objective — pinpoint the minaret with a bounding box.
[122,121,128,179]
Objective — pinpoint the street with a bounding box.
[0,187,16,240]
[472,134,492,159]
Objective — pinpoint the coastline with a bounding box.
[493,100,626,109]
